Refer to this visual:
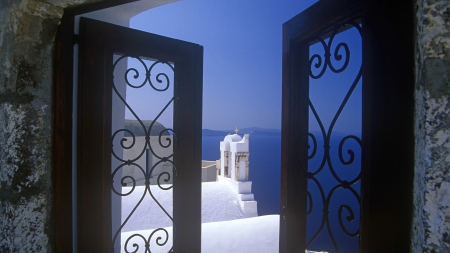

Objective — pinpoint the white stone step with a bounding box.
[238,193,254,201]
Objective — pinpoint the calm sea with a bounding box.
[202,134,281,215]
[202,132,361,253]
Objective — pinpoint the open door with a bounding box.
[280,0,414,252]
[77,17,203,252]
[280,1,362,252]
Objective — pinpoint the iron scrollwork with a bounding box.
[123,229,170,253]
[305,19,362,253]
[111,55,176,252]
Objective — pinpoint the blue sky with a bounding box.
[129,0,318,131]
[308,26,362,135]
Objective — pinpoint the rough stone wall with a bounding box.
[0,0,103,252]
[413,0,450,252]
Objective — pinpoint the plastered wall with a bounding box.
[413,0,450,252]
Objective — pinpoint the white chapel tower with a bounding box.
[219,127,250,181]
[218,127,256,215]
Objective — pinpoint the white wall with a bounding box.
[122,136,174,185]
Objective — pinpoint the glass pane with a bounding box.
[306,18,362,253]
[111,54,175,253]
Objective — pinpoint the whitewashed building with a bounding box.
[218,130,257,217]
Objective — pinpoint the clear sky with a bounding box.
[129,0,319,131]
[308,26,362,135]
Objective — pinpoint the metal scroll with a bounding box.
[111,55,176,253]
[305,18,362,253]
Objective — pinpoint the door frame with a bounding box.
[280,0,414,252]
[55,3,142,251]
[55,0,415,252]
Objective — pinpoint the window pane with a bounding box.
[306,19,362,253]
[111,54,175,253]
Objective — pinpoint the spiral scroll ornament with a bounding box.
[304,18,362,253]
[111,55,176,252]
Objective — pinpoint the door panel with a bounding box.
[305,19,362,253]
[281,0,415,252]
[111,54,177,252]
[77,17,203,252]
[280,1,362,252]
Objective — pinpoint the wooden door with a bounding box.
[77,17,203,252]
[280,0,414,252]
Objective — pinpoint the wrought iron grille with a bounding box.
[110,55,176,253]
[305,18,362,253]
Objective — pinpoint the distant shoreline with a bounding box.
[202,127,281,136]
[202,128,360,137]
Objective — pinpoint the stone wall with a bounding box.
[413,0,450,252]
[0,0,103,252]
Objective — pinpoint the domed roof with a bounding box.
[123,120,169,136]
[224,134,242,143]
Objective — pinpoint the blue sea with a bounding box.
[202,134,281,215]
[202,132,361,253]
